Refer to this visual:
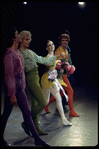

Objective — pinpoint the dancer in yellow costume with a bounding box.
[44,32,79,117]
[41,40,72,126]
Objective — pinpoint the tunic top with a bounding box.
[55,46,69,62]
[4,48,26,97]
[19,48,57,73]
[41,55,67,88]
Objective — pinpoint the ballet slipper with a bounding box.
[38,130,48,135]
[69,103,80,117]
[33,115,48,135]
[62,117,72,126]
[44,106,50,113]
[69,109,80,117]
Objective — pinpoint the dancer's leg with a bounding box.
[42,87,50,104]
[24,88,48,135]
[62,74,79,117]
[26,73,46,116]
[44,89,66,113]
[44,95,55,113]
[26,73,48,135]
[50,83,72,126]
[1,95,13,146]
[42,87,51,113]
[17,88,49,146]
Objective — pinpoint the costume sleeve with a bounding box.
[19,53,26,90]
[21,69,26,90]
[68,53,72,65]
[55,60,59,65]
[4,54,16,97]
[67,45,72,65]
[33,51,57,66]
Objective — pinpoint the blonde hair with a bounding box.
[19,30,32,42]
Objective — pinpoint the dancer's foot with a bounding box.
[21,122,31,136]
[33,115,48,135]
[44,106,50,113]
[69,110,79,117]
[37,129,48,135]
[62,117,72,126]
[35,140,50,146]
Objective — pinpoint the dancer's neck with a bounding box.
[48,51,54,56]
[11,41,18,51]
[19,45,27,51]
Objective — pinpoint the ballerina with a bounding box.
[41,40,72,126]
[45,32,79,117]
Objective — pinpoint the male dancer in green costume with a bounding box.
[19,30,66,135]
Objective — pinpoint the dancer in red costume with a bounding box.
[44,32,79,117]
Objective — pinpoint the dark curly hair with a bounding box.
[5,26,17,48]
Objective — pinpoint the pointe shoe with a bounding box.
[62,118,72,126]
[38,129,48,135]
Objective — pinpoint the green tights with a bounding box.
[26,67,47,135]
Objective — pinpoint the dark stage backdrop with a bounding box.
[1,2,98,86]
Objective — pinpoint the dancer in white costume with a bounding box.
[41,40,72,126]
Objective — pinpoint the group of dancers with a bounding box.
[1,26,79,146]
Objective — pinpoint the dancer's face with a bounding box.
[46,41,55,52]
[21,36,31,49]
[61,37,69,48]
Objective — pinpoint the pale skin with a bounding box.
[46,41,55,56]
[41,41,72,125]
[60,37,69,51]
[19,36,31,50]
[46,40,63,94]
[46,40,67,94]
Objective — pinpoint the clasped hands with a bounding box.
[57,52,66,60]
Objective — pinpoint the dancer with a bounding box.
[45,32,79,117]
[41,40,72,126]
[1,26,50,146]
[19,30,66,135]
[44,61,75,113]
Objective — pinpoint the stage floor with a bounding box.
[1,83,98,147]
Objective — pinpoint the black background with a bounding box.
[1,2,98,86]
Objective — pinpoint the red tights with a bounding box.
[44,75,79,117]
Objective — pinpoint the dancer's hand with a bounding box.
[60,52,66,59]
[56,52,66,60]
[10,96,17,106]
